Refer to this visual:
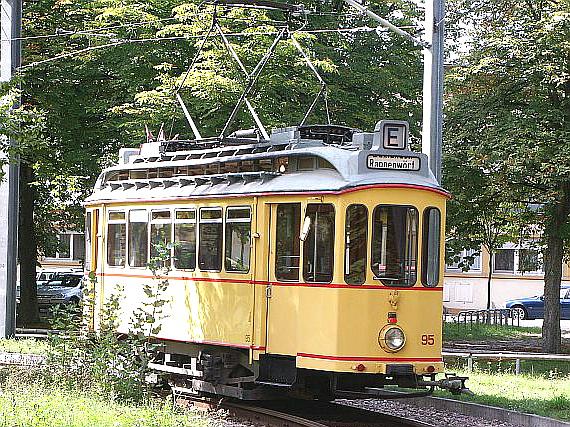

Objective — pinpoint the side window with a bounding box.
[275,204,301,281]
[85,211,92,268]
[129,209,148,267]
[150,210,172,264]
[107,211,126,267]
[303,204,335,283]
[225,207,251,273]
[174,209,196,270]
[345,204,368,284]
[422,207,441,287]
[199,207,223,271]
[371,205,418,286]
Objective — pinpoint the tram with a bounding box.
[84,120,468,399]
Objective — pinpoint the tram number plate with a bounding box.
[367,155,420,171]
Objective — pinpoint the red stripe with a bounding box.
[96,272,442,291]
[86,183,450,206]
[297,353,443,362]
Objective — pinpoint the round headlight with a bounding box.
[380,326,406,352]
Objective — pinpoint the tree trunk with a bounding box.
[542,184,570,353]
[486,250,493,311]
[18,163,39,325]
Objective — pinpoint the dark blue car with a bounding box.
[506,286,570,320]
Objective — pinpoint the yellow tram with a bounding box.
[84,121,467,399]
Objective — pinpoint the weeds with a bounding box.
[44,242,173,402]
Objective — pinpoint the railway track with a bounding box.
[176,393,434,427]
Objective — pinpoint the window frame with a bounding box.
[173,208,197,271]
[274,203,302,282]
[128,209,149,268]
[344,204,368,285]
[445,248,482,272]
[106,210,127,267]
[421,207,441,288]
[370,204,419,287]
[493,244,543,275]
[198,207,223,272]
[224,206,252,274]
[149,209,173,266]
[302,203,336,284]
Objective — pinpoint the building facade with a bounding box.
[443,244,569,310]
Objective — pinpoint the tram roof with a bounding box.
[86,123,448,204]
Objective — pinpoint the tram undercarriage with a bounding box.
[148,343,468,400]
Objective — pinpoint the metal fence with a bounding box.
[445,308,520,327]
[443,350,570,375]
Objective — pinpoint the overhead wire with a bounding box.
[1,5,419,42]
[1,16,181,42]
[20,26,397,70]
[20,24,423,70]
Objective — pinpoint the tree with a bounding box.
[444,0,569,352]
[11,0,426,324]
[445,173,525,310]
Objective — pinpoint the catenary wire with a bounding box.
[20,25,421,70]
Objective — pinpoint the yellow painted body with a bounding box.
[87,186,446,376]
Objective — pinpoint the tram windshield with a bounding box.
[371,205,418,286]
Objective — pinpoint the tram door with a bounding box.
[265,203,301,355]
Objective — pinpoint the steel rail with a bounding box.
[176,394,436,427]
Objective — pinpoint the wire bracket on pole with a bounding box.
[343,0,430,49]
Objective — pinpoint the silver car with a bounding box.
[37,272,84,314]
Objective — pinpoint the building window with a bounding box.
[275,204,301,281]
[150,210,172,265]
[128,209,148,267]
[107,211,126,267]
[371,205,418,287]
[518,249,542,273]
[225,207,251,273]
[446,249,481,272]
[198,207,223,271]
[174,209,196,270]
[494,248,515,272]
[45,233,85,262]
[303,204,335,283]
[422,207,441,287]
[493,245,542,274]
[344,204,368,285]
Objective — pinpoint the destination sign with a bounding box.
[367,155,420,171]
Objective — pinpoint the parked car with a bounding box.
[506,285,570,320]
[37,272,85,315]
[36,268,80,286]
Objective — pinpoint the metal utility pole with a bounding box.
[0,0,22,337]
[342,0,444,184]
[422,0,445,184]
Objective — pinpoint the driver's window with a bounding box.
[302,204,335,283]
[275,204,301,281]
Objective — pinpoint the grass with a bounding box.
[0,338,49,355]
[435,370,570,421]
[443,322,541,341]
[0,369,214,427]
